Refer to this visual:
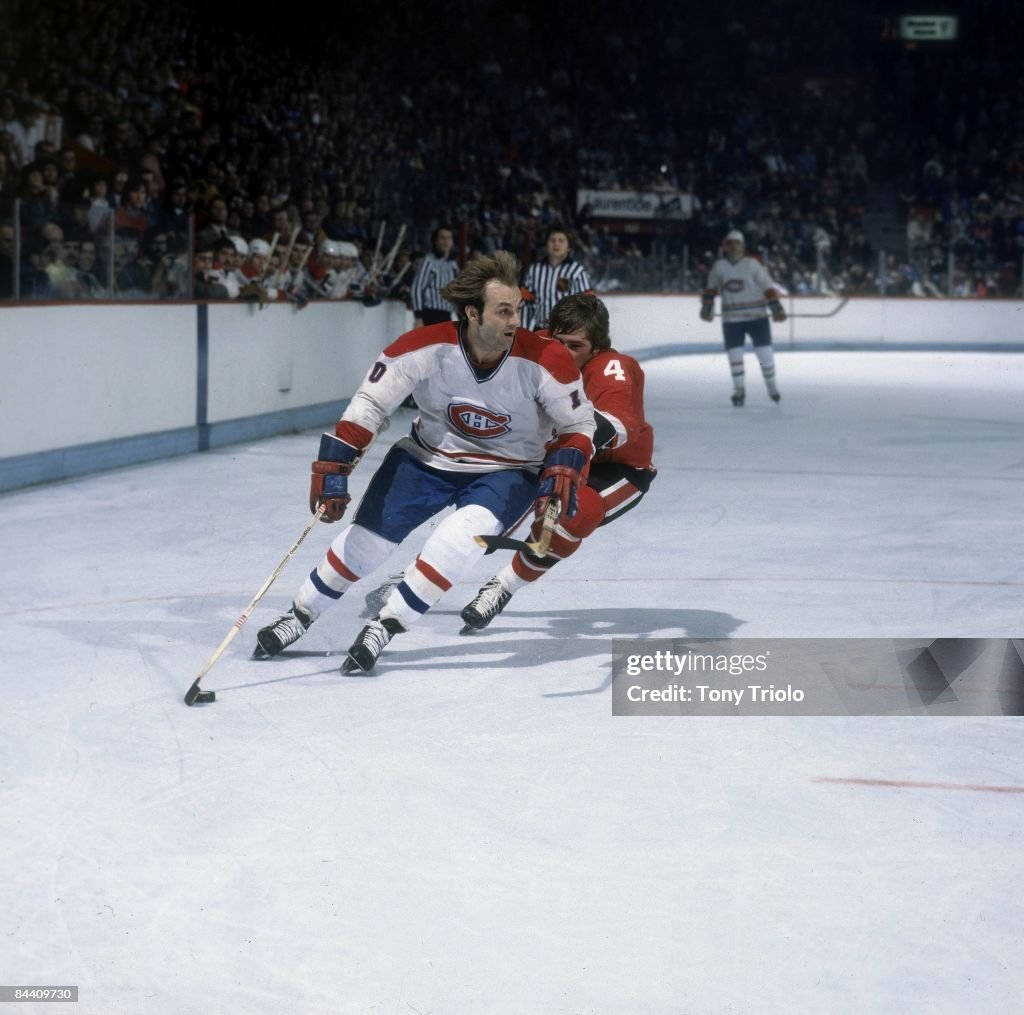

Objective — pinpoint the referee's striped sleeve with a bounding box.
[522,259,593,327]
[411,255,457,314]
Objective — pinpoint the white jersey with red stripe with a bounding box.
[705,254,782,323]
[340,320,595,473]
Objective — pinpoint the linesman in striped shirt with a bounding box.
[411,226,458,327]
[520,224,593,330]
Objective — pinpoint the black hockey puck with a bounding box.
[195,690,216,703]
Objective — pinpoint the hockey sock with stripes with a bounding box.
[728,348,745,391]
[296,523,396,618]
[383,504,499,629]
[755,345,778,392]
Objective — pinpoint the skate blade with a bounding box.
[252,644,269,659]
[341,652,375,675]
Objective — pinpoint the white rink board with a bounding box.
[0,304,196,456]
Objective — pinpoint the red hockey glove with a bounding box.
[309,424,371,522]
[310,461,351,522]
[768,298,787,323]
[536,446,587,522]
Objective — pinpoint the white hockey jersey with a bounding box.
[341,321,596,473]
[705,255,782,323]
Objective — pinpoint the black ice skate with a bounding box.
[460,576,513,633]
[253,604,313,657]
[768,383,781,403]
[341,616,405,674]
[731,389,746,407]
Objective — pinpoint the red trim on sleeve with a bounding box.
[551,431,594,459]
[334,421,375,449]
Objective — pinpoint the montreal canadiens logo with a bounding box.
[725,279,746,292]
[447,402,512,439]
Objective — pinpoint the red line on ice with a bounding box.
[814,776,1024,794]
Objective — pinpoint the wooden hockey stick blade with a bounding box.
[473,499,561,557]
[183,506,326,705]
[184,680,215,705]
[474,532,545,554]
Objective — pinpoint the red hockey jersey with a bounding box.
[581,348,654,471]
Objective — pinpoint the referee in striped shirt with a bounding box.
[411,226,458,327]
[521,225,593,330]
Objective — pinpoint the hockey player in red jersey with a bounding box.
[460,293,656,631]
[254,250,596,673]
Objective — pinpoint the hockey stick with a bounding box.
[379,223,406,279]
[365,224,407,291]
[712,296,849,320]
[283,244,314,303]
[474,498,561,557]
[272,227,301,290]
[258,232,280,284]
[183,506,326,705]
[380,258,411,297]
[784,296,850,318]
[368,221,385,279]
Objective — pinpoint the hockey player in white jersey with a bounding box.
[700,230,786,406]
[255,250,596,674]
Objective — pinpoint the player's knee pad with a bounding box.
[330,523,397,577]
[421,503,500,575]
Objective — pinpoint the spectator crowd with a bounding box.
[1,0,1022,302]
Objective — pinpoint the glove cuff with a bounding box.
[542,446,587,475]
[312,460,348,476]
[318,432,362,465]
[542,464,582,485]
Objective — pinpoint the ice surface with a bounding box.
[1,350,1022,1014]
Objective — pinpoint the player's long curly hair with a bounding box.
[549,293,611,351]
[441,250,521,320]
